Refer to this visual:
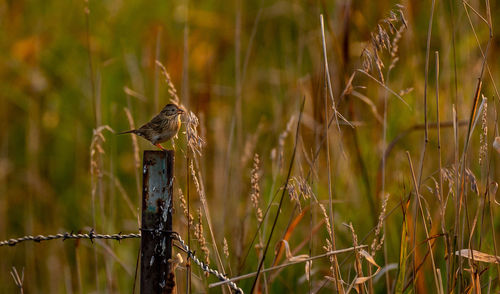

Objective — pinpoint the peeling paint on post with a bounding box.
[141,150,175,294]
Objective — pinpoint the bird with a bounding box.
[119,103,184,150]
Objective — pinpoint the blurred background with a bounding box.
[1,0,499,292]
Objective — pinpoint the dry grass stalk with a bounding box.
[287,184,300,212]
[351,90,384,124]
[479,95,488,165]
[370,193,389,255]
[178,188,194,227]
[210,246,367,288]
[319,203,333,245]
[250,153,263,222]
[344,223,363,293]
[388,22,406,72]
[155,60,180,104]
[189,157,228,285]
[169,253,184,272]
[271,116,295,170]
[9,267,24,294]
[90,125,114,178]
[293,176,314,201]
[287,176,314,212]
[406,151,442,293]
[89,125,112,249]
[323,238,334,278]
[442,166,479,195]
[189,161,204,203]
[123,108,140,168]
[361,6,407,83]
[278,240,311,281]
[223,238,230,259]
[123,86,147,101]
[319,203,338,281]
[189,157,229,290]
[194,208,210,269]
[455,249,500,264]
[320,14,353,134]
[123,106,143,203]
[185,111,205,156]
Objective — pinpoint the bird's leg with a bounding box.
[155,143,166,151]
[170,140,176,152]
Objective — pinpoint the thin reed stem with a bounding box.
[435,51,449,292]
[250,99,304,293]
[84,1,101,290]
[153,28,161,111]
[320,14,344,293]
[423,0,436,143]
[406,152,441,293]
[181,0,190,107]
[186,156,191,294]
[211,245,366,288]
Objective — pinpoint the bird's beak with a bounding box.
[177,109,185,114]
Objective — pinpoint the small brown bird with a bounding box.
[119,103,184,150]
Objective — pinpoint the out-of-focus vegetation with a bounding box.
[1,0,500,292]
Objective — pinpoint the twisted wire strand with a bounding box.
[0,230,141,246]
[0,230,244,293]
[172,233,243,294]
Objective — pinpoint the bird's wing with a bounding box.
[149,114,165,128]
[138,114,164,133]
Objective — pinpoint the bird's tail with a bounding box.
[118,129,137,135]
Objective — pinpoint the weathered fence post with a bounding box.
[141,150,174,293]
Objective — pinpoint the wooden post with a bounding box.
[141,150,175,293]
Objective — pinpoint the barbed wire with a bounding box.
[0,229,243,293]
[172,233,244,294]
[0,230,141,246]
